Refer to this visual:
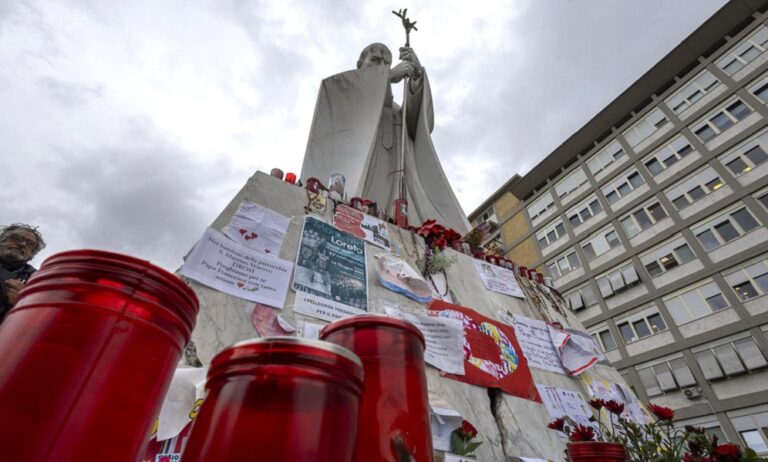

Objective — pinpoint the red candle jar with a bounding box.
[285,172,297,184]
[270,168,284,179]
[320,315,433,462]
[0,249,198,462]
[182,337,364,462]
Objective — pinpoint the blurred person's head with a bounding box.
[0,224,45,263]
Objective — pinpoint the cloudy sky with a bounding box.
[1,0,729,270]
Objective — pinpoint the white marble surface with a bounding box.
[180,171,634,461]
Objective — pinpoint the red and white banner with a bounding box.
[428,300,540,402]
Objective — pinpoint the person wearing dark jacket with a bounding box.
[0,224,45,323]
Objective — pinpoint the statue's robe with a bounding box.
[300,65,470,234]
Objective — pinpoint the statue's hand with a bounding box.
[399,47,422,78]
[390,61,414,83]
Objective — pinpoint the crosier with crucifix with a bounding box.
[392,8,420,228]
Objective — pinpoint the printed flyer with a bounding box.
[293,216,368,321]
[180,228,293,308]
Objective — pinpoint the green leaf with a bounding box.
[465,441,483,454]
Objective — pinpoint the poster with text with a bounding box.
[293,216,368,321]
[473,260,524,298]
[333,204,390,249]
[180,228,293,308]
[513,315,568,374]
[225,201,290,255]
[428,300,540,402]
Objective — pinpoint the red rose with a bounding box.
[604,400,625,415]
[589,399,605,410]
[648,404,674,421]
[461,420,478,439]
[434,238,448,250]
[713,443,741,462]
[547,418,565,432]
[569,424,596,442]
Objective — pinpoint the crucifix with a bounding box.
[391,8,418,227]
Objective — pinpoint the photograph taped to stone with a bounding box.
[376,253,432,303]
[292,216,368,321]
[333,203,391,249]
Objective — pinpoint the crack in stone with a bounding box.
[488,387,512,461]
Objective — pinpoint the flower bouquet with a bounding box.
[548,401,767,462]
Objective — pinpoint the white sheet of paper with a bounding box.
[384,307,465,375]
[225,201,290,255]
[445,454,477,462]
[180,228,293,308]
[430,405,463,452]
[513,315,567,374]
[296,319,326,340]
[294,291,366,322]
[156,367,207,441]
[473,260,524,298]
[536,383,595,430]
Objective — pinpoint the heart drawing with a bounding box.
[238,229,247,235]
[245,232,258,241]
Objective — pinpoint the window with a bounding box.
[693,205,760,251]
[695,336,768,380]
[547,249,582,280]
[596,262,640,299]
[665,166,725,211]
[580,225,621,261]
[724,259,768,302]
[665,70,721,114]
[602,169,646,205]
[527,191,555,224]
[616,309,668,344]
[640,236,696,278]
[475,206,498,226]
[555,167,589,199]
[757,190,768,210]
[566,194,604,229]
[720,128,768,176]
[619,200,669,238]
[740,430,768,454]
[749,73,768,103]
[691,98,754,143]
[663,280,730,325]
[536,219,568,249]
[643,135,695,177]
[590,327,617,352]
[586,140,626,176]
[565,284,599,311]
[636,357,697,397]
[623,108,669,147]
[717,25,768,76]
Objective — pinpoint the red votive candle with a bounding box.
[320,315,433,462]
[182,337,364,462]
[0,249,198,462]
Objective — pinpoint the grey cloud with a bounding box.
[37,77,103,107]
[44,118,243,270]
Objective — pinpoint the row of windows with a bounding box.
[526,73,767,229]
[635,333,767,398]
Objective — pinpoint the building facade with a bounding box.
[469,0,768,453]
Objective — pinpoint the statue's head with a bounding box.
[357,43,392,69]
